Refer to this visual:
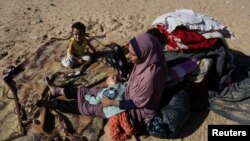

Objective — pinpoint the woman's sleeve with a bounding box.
[118,81,153,109]
[119,100,136,109]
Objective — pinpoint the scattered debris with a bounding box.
[50,3,56,6]
[42,35,48,40]
[0,52,8,60]
[35,16,43,23]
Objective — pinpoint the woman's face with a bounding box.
[72,28,84,42]
[126,43,140,64]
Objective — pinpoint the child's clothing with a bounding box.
[84,83,127,118]
[67,38,87,56]
[109,112,134,141]
[84,83,135,140]
[61,38,91,68]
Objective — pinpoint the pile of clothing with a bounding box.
[147,9,237,138]
[152,9,234,52]
[150,9,236,94]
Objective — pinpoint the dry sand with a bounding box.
[0,0,249,140]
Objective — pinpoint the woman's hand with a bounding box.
[102,97,119,107]
[102,97,111,107]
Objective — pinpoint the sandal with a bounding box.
[65,71,81,78]
[3,65,16,76]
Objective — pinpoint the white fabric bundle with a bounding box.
[152,9,234,39]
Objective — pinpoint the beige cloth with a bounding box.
[2,39,114,140]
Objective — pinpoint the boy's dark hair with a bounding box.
[71,22,86,33]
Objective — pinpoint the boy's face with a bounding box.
[72,28,84,42]
[106,74,120,85]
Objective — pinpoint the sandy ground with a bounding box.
[0,0,249,140]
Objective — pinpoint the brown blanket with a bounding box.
[1,39,114,140]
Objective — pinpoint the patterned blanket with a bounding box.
[1,39,114,141]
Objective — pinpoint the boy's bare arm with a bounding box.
[67,41,81,62]
[67,41,74,57]
[87,40,96,53]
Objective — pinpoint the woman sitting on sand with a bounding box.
[37,33,167,132]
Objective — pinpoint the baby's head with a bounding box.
[71,22,86,42]
[106,74,120,86]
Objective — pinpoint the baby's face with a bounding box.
[106,74,120,86]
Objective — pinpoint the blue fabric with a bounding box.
[147,116,170,138]
[103,88,118,99]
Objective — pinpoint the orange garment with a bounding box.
[109,112,134,141]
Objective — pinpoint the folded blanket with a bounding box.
[152,9,234,39]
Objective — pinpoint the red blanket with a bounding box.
[157,24,217,51]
